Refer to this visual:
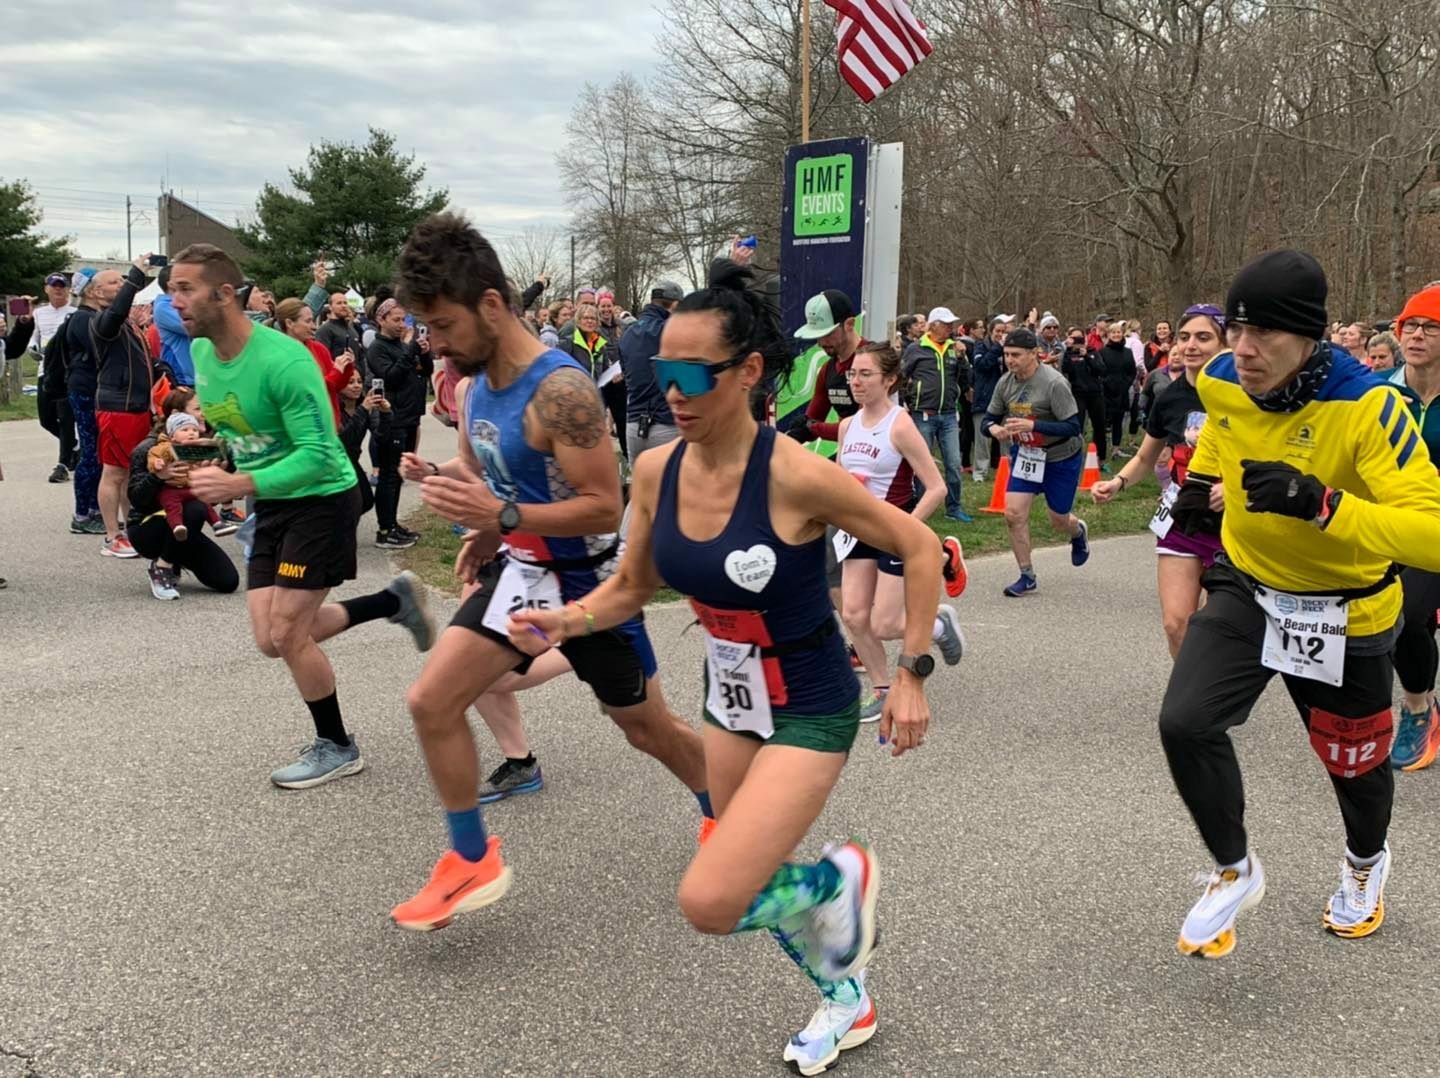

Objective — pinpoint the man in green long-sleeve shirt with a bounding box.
[171,242,436,789]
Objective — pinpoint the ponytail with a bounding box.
[675,259,795,409]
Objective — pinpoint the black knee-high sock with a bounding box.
[339,589,401,629]
[306,691,349,747]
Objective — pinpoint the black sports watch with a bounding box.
[498,500,522,534]
[896,653,935,679]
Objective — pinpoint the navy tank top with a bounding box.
[652,425,858,716]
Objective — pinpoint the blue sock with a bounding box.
[695,790,714,819]
[445,806,489,862]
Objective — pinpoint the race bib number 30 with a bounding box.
[481,560,563,636]
[704,635,774,738]
[1255,589,1348,687]
[1149,482,1180,539]
[1014,445,1046,482]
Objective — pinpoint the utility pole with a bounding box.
[126,196,133,260]
[569,234,576,301]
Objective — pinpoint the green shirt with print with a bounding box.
[192,323,356,500]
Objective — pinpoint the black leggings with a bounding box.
[602,380,628,462]
[56,397,77,469]
[1158,572,1394,863]
[1395,566,1440,696]
[1104,393,1128,453]
[374,424,419,532]
[1076,392,1107,460]
[128,500,240,593]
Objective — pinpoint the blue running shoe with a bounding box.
[1003,573,1037,598]
[478,758,544,803]
[1071,518,1091,566]
[946,507,974,523]
[386,570,436,652]
[934,605,965,665]
[1392,702,1438,772]
[782,983,877,1077]
[271,737,364,790]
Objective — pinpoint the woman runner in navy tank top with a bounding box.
[508,261,943,1073]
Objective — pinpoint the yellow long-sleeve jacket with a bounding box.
[1192,347,1440,636]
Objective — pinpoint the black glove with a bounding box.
[1171,475,1222,536]
[785,419,814,443]
[1240,459,1325,521]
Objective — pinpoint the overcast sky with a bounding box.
[7,1,666,260]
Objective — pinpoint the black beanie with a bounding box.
[1225,250,1328,340]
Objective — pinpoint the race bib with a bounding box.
[481,558,563,636]
[1149,482,1180,539]
[832,529,859,562]
[704,635,774,737]
[1014,445,1046,482]
[1255,589,1348,686]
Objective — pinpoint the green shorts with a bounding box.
[701,702,861,754]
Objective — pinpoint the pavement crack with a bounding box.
[0,1044,41,1076]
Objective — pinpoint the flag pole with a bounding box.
[801,0,811,143]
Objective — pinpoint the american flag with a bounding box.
[823,0,933,103]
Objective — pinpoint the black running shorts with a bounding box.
[247,486,360,591]
[452,557,653,709]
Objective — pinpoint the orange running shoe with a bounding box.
[941,536,967,598]
[699,816,718,844]
[391,838,511,931]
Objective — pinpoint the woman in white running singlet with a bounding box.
[836,343,966,720]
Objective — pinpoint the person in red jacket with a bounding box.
[275,297,352,429]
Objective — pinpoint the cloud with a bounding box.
[5,1,666,256]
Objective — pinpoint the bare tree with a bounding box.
[496,225,564,304]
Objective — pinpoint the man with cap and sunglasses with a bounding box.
[619,280,686,460]
[34,272,78,483]
[901,307,972,522]
[982,326,1091,597]
[1160,250,1440,959]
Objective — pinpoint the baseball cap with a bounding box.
[71,267,98,297]
[926,306,958,324]
[651,280,684,302]
[794,289,855,339]
[1004,328,1039,349]
[45,273,68,287]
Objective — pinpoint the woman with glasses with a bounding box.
[1387,286,1440,769]
[836,341,966,721]
[509,260,942,1075]
[1090,305,1228,658]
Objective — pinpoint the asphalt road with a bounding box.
[3,415,1439,1078]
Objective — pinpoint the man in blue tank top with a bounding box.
[384,213,710,932]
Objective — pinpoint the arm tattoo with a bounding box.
[535,367,606,449]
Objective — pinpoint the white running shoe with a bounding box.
[1323,844,1390,939]
[782,981,877,1076]
[809,841,879,982]
[1177,854,1266,958]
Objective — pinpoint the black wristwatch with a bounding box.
[498,500,522,534]
[896,653,935,679]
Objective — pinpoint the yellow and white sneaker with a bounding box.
[1177,854,1266,958]
[1323,844,1390,939]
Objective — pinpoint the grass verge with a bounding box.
[398,455,1163,599]
[0,393,37,422]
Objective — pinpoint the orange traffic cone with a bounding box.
[1079,442,1102,491]
[979,455,1011,514]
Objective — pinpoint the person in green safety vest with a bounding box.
[900,307,972,522]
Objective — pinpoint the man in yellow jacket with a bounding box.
[1161,249,1440,958]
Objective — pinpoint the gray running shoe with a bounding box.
[270,737,364,790]
[478,758,544,803]
[147,561,180,601]
[934,605,965,666]
[386,570,436,651]
[859,690,886,724]
[70,514,106,535]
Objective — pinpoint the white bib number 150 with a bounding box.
[1255,589,1348,687]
